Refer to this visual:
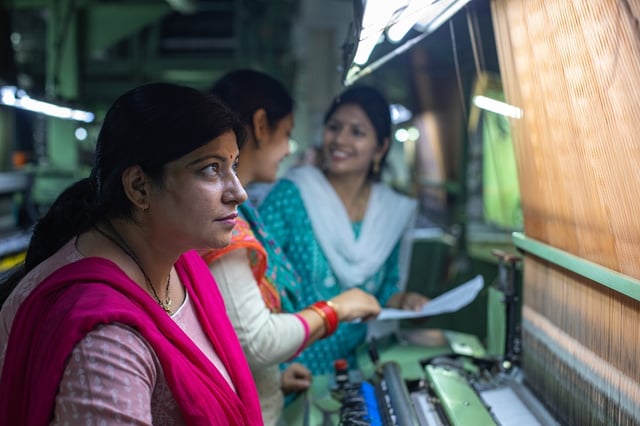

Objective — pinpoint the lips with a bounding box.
[329,149,350,160]
[217,212,238,222]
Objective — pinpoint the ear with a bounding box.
[251,108,269,145]
[375,137,390,162]
[121,165,149,210]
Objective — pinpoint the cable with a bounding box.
[449,19,468,126]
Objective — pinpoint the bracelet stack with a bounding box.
[309,300,339,338]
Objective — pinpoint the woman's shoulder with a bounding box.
[78,322,158,365]
[1,240,84,327]
[267,175,302,197]
[260,174,305,212]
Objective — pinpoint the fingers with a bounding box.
[331,289,379,321]
[402,292,429,311]
[288,362,312,379]
[281,363,312,394]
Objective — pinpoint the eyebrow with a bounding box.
[346,122,370,131]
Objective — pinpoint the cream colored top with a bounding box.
[210,248,306,426]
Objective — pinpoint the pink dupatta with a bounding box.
[0,250,263,425]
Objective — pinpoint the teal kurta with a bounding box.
[259,179,400,375]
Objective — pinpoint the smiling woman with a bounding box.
[259,85,429,376]
[0,82,262,425]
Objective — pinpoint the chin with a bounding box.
[207,235,232,249]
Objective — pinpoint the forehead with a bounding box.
[328,104,373,129]
[172,130,239,166]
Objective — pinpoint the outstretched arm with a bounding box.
[210,248,310,368]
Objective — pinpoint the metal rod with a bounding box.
[512,232,640,302]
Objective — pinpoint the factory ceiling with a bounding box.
[3,0,304,111]
[2,0,498,133]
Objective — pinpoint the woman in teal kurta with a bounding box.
[260,85,429,375]
[259,178,402,373]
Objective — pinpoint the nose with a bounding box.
[223,174,248,205]
[332,126,350,145]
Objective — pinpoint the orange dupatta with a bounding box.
[202,217,282,312]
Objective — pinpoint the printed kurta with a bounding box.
[260,179,401,374]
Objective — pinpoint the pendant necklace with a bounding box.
[95,223,172,314]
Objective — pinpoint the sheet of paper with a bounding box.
[374,275,484,321]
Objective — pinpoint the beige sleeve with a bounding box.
[209,248,306,369]
[52,324,159,425]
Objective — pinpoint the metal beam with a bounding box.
[512,232,640,302]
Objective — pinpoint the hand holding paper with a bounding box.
[375,275,484,321]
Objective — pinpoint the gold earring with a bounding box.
[373,159,380,174]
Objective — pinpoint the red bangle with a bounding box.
[311,300,339,338]
[309,305,328,335]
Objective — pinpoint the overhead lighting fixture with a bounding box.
[390,103,413,124]
[75,127,89,141]
[473,95,522,119]
[413,0,467,33]
[395,128,410,142]
[0,86,95,123]
[387,0,438,43]
[344,0,473,86]
[354,0,408,65]
[394,126,421,143]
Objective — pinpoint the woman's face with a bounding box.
[321,104,383,179]
[147,130,247,251]
[256,112,294,183]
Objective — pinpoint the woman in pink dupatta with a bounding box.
[0,83,263,425]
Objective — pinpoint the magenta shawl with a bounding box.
[0,250,263,425]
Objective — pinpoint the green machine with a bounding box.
[283,251,558,426]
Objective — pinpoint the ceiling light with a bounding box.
[0,86,95,123]
[387,0,437,43]
[390,103,413,124]
[354,0,408,65]
[473,95,522,119]
[345,0,473,86]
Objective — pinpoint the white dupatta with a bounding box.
[286,166,417,290]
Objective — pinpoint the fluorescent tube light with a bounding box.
[354,0,408,65]
[473,95,522,119]
[0,86,95,123]
[387,0,435,43]
[345,0,473,86]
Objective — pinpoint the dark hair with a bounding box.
[323,85,391,181]
[209,69,293,142]
[0,82,245,307]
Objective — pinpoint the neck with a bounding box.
[99,219,175,294]
[327,173,369,201]
[326,173,371,221]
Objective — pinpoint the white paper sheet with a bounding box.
[374,275,484,321]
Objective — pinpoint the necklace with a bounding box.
[95,223,172,314]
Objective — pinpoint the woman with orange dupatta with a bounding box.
[201,69,381,426]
